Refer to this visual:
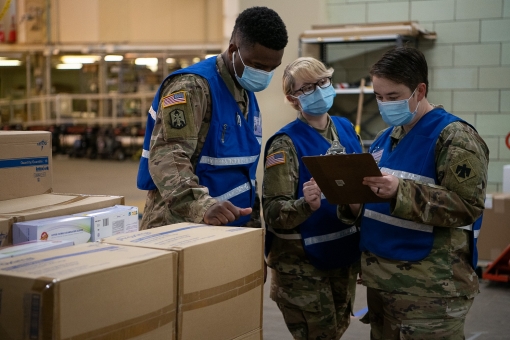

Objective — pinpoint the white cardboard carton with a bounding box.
[74,205,139,241]
[0,193,124,247]
[13,215,92,245]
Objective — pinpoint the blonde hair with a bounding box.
[282,57,334,110]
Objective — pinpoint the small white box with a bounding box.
[0,240,75,259]
[503,164,510,193]
[74,205,139,241]
[13,216,92,245]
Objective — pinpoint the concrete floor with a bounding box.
[52,157,510,340]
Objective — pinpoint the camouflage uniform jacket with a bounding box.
[338,108,489,298]
[263,114,362,277]
[141,55,261,229]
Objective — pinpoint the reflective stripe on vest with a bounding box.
[364,209,473,232]
[199,155,259,166]
[364,209,433,233]
[380,167,434,184]
[213,180,256,202]
[303,225,358,246]
[141,106,158,160]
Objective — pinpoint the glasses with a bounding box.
[292,77,332,96]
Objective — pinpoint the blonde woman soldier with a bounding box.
[262,57,362,340]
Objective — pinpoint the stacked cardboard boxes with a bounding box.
[0,132,264,339]
[103,223,264,340]
[0,242,177,339]
[478,193,510,261]
[0,131,128,247]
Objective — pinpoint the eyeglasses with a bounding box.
[292,77,332,96]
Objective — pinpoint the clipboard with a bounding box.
[302,153,389,205]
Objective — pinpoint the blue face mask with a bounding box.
[298,85,336,116]
[377,88,420,126]
[233,49,274,92]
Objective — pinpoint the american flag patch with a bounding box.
[162,91,187,108]
[266,151,286,168]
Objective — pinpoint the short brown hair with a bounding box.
[370,47,429,96]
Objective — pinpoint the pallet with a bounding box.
[482,244,510,282]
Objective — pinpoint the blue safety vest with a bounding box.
[264,116,362,270]
[362,107,482,268]
[137,57,262,226]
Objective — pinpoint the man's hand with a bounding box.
[203,201,252,225]
[303,178,321,211]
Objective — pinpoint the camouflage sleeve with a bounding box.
[391,121,489,227]
[262,135,314,230]
[149,74,217,223]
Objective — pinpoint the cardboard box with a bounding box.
[102,223,264,340]
[0,242,177,339]
[0,131,52,201]
[0,217,13,247]
[233,328,262,340]
[13,215,93,245]
[0,240,74,259]
[0,193,124,247]
[74,205,139,241]
[478,193,510,261]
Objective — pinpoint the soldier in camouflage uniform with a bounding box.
[335,47,489,339]
[263,57,362,340]
[136,7,288,229]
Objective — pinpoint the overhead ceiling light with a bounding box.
[105,55,123,62]
[56,63,83,70]
[135,58,158,72]
[166,57,176,64]
[61,55,101,64]
[192,57,201,64]
[135,58,158,66]
[0,60,21,66]
[205,54,216,59]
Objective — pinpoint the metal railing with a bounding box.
[0,92,155,128]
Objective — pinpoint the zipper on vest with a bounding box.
[221,124,227,143]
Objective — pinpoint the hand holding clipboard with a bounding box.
[302,153,390,205]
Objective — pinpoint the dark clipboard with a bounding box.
[302,153,389,205]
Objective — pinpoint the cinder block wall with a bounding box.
[326,0,510,192]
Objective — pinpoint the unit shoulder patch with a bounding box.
[266,151,286,169]
[450,159,477,183]
[169,109,186,129]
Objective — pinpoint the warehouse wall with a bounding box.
[324,0,510,192]
[55,0,223,44]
